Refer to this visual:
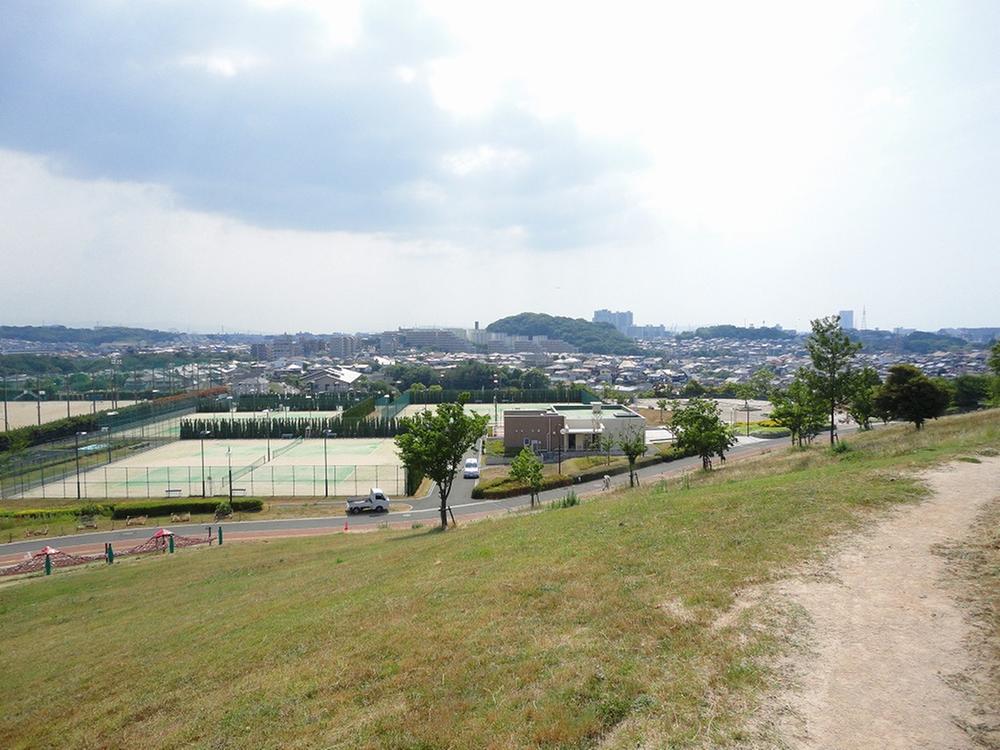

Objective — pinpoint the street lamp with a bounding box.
[262,409,272,460]
[74,431,87,499]
[37,389,45,426]
[493,374,499,424]
[322,429,335,497]
[102,426,111,463]
[558,426,568,474]
[199,430,211,497]
[226,446,233,506]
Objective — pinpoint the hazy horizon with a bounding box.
[2,1,998,333]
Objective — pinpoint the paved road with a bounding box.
[0,438,780,559]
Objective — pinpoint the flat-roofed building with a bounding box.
[503,402,646,453]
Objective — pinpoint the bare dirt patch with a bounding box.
[767,457,1000,749]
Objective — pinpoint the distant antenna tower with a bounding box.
[861,306,867,330]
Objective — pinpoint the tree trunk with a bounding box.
[830,405,836,445]
[439,493,448,529]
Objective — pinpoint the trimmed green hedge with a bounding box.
[470,445,695,500]
[749,427,792,439]
[1,499,264,520]
[108,498,263,519]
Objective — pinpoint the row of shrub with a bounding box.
[469,445,695,500]
[341,396,376,421]
[179,415,402,439]
[407,387,594,405]
[196,392,359,413]
[0,413,101,453]
[0,498,264,520]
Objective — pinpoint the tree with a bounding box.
[655,399,668,424]
[987,341,1000,405]
[617,426,648,487]
[671,398,737,470]
[510,447,544,507]
[395,401,489,529]
[768,369,826,447]
[846,366,882,430]
[598,433,615,466]
[952,374,990,410]
[875,364,951,430]
[806,316,862,444]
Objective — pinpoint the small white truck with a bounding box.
[346,488,391,514]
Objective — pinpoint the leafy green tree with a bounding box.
[598,433,615,466]
[806,316,862,444]
[681,379,706,398]
[987,341,1000,405]
[395,401,489,529]
[846,366,882,430]
[874,364,951,430]
[519,368,550,389]
[952,374,990,410]
[655,398,668,424]
[617,426,648,487]
[769,369,827,446]
[510,447,544,507]
[671,398,737,470]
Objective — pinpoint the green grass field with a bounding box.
[0,411,997,748]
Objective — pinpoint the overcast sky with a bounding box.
[2,0,998,334]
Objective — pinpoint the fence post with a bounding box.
[168,535,175,554]
[44,554,52,576]
[146,468,150,498]
[218,526,223,545]
[125,467,130,499]
[355,466,358,496]
[104,467,109,498]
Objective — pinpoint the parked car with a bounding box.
[346,488,390,514]
[463,458,480,479]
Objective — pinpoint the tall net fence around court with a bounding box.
[0,409,190,500]
[10,464,407,499]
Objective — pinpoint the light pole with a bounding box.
[323,429,334,497]
[37,389,45,426]
[263,409,271,460]
[200,430,211,497]
[558,426,568,474]
[227,446,233,506]
[493,374,499,424]
[74,431,87,499]
[102,426,111,463]
[1,367,8,432]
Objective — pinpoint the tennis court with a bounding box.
[18,437,406,499]
[399,402,553,425]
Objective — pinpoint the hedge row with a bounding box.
[408,387,593,405]
[341,396,376,421]
[470,445,695,499]
[196,392,359,413]
[0,413,101,453]
[179,416,402,439]
[0,498,263,520]
[108,498,263,519]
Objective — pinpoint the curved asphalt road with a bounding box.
[0,437,785,559]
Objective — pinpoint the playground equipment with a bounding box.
[0,526,217,578]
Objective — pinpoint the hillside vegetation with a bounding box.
[487,312,640,354]
[0,411,996,748]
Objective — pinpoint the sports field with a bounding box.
[18,437,405,500]
[2,400,137,430]
[400,402,553,425]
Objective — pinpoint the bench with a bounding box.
[165,488,182,498]
[76,515,99,530]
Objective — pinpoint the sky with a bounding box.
[1,0,998,335]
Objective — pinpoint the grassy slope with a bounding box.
[0,412,997,749]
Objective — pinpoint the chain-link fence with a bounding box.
[9,463,406,499]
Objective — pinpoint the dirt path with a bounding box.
[773,456,1000,749]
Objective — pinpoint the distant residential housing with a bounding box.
[301,367,363,392]
[838,310,855,330]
